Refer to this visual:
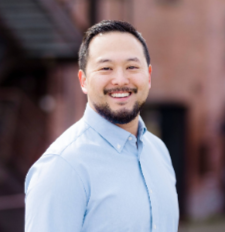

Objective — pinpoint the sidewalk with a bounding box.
[178,218,225,232]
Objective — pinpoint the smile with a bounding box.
[104,87,137,97]
[110,92,131,98]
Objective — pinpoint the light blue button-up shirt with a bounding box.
[25,104,179,232]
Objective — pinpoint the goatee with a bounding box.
[93,101,145,124]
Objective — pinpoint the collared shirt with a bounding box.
[25,104,179,232]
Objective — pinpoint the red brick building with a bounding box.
[63,0,225,219]
[0,1,225,231]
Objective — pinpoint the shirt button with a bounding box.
[117,144,121,149]
[149,189,153,194]
[128,137,132,141]
[153,225,157,230]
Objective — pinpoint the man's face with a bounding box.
[78,32,152,124]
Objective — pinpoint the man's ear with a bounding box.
[78,70,88,94]
[148,65,152,89]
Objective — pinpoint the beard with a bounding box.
[93,101,145,125]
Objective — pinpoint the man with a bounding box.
[25,20,179,232]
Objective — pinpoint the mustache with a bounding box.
[104,87,138,95]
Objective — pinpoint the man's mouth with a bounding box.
[104,87,137,98]
[110,92,131,98]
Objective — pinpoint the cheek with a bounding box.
[136,78,149,89]
[137,80,150,96]
[88,79,106,98]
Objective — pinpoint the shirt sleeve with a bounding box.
[25,154,87,232]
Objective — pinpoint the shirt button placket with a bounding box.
[140,156,157,232]
[149,189,156,230]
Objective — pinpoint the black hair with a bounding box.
[78,20,150,72]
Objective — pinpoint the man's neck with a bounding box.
[116,115,139,137]
[88,102,140,137]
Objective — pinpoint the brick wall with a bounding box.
[96,0,225,218]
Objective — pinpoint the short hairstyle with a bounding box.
[78,20,150,72]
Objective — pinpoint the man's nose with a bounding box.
[111,69,129,86]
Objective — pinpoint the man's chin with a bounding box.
[93,102,144,125]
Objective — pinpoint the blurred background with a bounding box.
[0,0,225,231]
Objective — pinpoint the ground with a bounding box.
[178,217,225,232]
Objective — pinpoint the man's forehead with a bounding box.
[88,31,144,56]
[90,31,137,44]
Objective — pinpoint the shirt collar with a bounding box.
[83,104,147,152]
[138,116,147,140]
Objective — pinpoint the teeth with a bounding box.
[111,92,130,98]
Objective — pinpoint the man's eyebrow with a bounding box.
[96,57,140,64]
[127,57,140,62]
[97,58,112,64]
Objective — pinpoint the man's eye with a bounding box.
[101,67,111,70]
[128,66,137,70]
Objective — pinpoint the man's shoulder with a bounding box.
[144,130,166,148]
[45,118,91,156]
[25,118,93,194]
[144,130,172,166]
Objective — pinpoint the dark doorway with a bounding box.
[141,103,187,217]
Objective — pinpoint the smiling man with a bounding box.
[25,20,179,232]
[78,31,151,133]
